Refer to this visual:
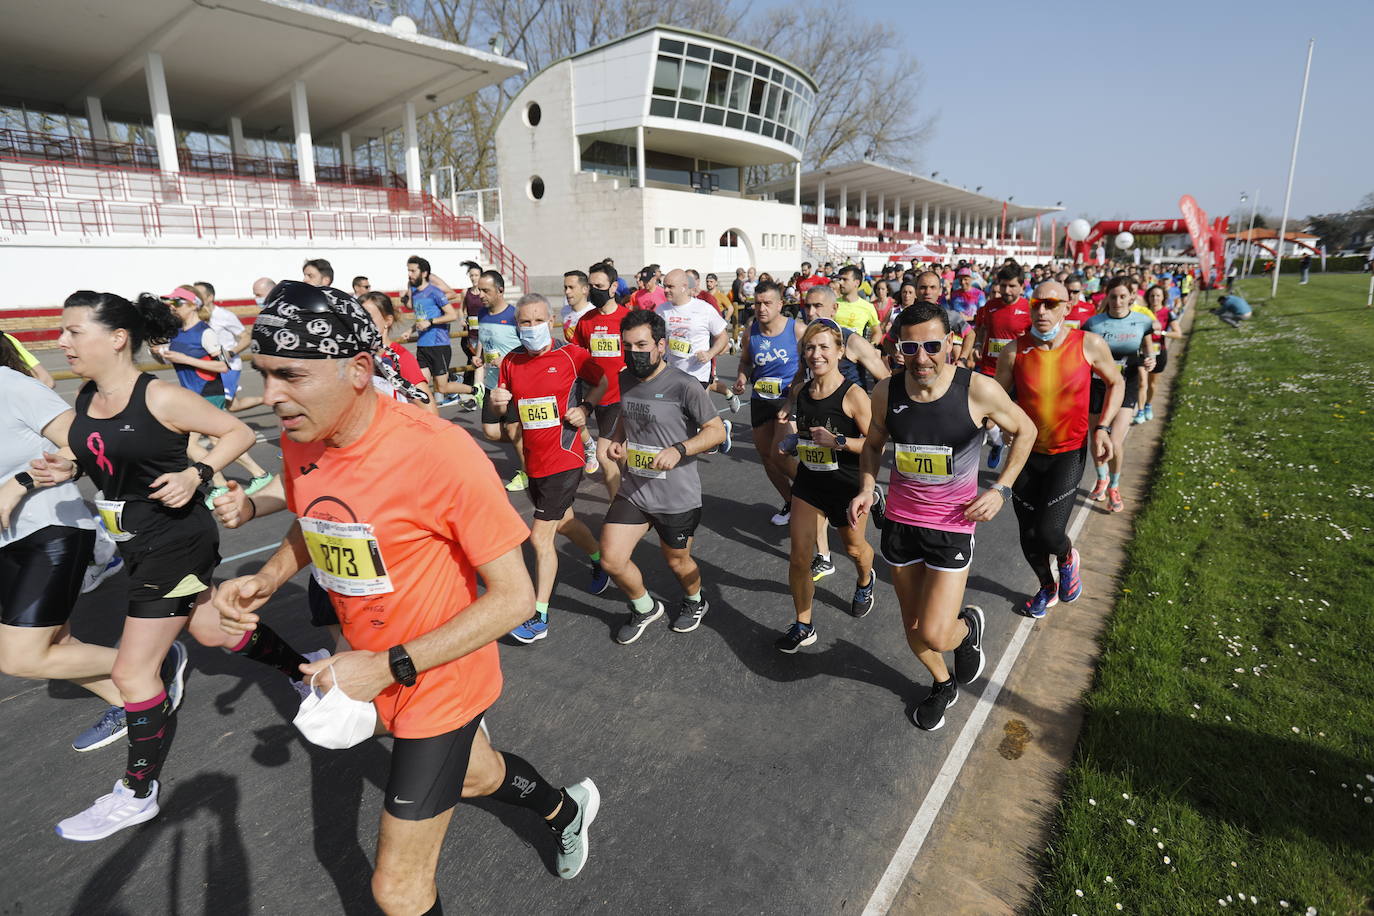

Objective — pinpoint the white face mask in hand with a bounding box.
[293,664,378,749]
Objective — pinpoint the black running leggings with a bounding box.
[1011,446,1086,587]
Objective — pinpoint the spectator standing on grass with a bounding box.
[1300,253,1312,285]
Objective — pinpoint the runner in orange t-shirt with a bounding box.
[213,282,600,912]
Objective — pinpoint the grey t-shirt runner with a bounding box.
[0,366,95,545]
[617,364,717,514]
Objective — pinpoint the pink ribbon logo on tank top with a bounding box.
[87,432,114,475]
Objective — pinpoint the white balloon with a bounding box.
[1115,231,1135,250]
[1067,218,1091,241]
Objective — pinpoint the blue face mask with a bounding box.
[1029,322,1061,342]
[518,322,552,351]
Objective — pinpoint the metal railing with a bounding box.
[0,128,402,188]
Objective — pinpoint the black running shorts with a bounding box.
[416,345,452,382]
[750,395,788,429]
[385,713,486,821]
[481,396,514,426]
[529,467,582,522]
[880,520,974,571]
[603,495,700,549]
[0,525,95,628]
[1151,350,1168,374]
[790,468,862,530]
[123,516,220,618]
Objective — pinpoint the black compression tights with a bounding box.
[1011,447,1086,587]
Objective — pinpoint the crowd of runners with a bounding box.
[0,251,1197,915]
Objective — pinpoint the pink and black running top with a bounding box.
[884,366,983,535]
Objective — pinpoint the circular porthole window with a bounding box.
[528,176,545,200]
[524,102,542,127]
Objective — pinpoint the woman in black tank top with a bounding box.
[776,320,879,654]
[32,291,314,841]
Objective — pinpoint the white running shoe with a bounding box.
[56,780,160,842]
[293,648,333,702]
[81,555,124,594]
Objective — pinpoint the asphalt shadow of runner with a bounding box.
[67,773,249,916]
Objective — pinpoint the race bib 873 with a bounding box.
[298,517,393,597]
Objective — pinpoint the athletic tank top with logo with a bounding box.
[795,378,861,482]
[70,373,208,542]
[748,318,800,401]
[884,367,982,534]
[1012,329,1092,455]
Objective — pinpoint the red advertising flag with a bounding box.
[1178,195,1215,283]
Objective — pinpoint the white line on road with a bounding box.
[860,495,1095,916]
[221,543,280,564]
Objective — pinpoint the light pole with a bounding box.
[1241,190,1260,278]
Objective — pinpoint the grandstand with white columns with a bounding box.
[0,0,527,327]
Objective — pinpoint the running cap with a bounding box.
[251,280,429,402]
[956,268,972,277]
[163,286,200,305]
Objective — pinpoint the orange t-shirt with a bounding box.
[282,393,528,738]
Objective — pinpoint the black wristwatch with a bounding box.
[1095,424,1112,433]
[14,471,35,492]
[388,645,418,687]
[833,434,848,449]
[672,442,688,459]
[191,462,215,484]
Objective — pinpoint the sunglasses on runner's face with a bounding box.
[1031,298,1065,309]
[897,339,944,356]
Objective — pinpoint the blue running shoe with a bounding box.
[1132,409,1146,425]
[987,443,1004,470]
[511,614,549,643]
[72,706,126,753]
[720,419,733,454]
[588,561,611,596]
[1143,404,1154,421]
[1058,548,1083,603]
[1022,585,1060,619]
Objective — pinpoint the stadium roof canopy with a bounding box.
[0,0,525,140]
[754,160,1062,224]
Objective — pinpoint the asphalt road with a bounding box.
[1,348,1096,915]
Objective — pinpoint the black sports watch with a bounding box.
[14,471,35,492]
[672,442,688,459]
[191,462,215,484]
[388,645,418,687]
[833,434,848,449]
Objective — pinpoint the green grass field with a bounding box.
[1033,273,1374,915]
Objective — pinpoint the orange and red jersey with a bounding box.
[499,342,603,478]
[281,394,528,738]
[1011,329,1093,454]
[573,304,630,405]
[973,297,1031,376]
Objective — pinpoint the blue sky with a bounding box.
[760,0,1371,222]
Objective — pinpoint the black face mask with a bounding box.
[589,287,612,308]
[624,349,658,378]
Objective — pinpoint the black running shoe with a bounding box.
[850,575,875,618]
[912,679,958,731]
[952,605,985,686]
[810,554,835,581]
[671,596,709,633]
[614,599,664,645]
[775,621,817,654]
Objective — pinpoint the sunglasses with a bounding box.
[1031,298,1065,308]
[897,339,944,356]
